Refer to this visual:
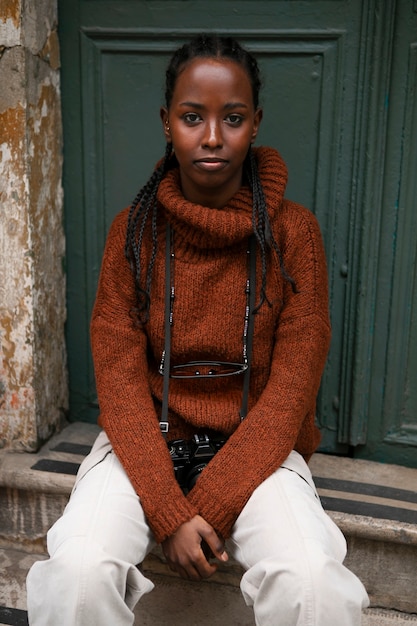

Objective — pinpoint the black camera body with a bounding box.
[168,433,225,494]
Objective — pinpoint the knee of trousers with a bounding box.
[240,546,368,621]
[27,535,154,617]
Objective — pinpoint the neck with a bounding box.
[179,172,244,209]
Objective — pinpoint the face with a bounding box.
[161,57,262,209]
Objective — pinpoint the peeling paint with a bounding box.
[0,0,21,26]
[21,0,58,57]
[0,310,34,389]
[0,0,68,451]
[0,0,21,47]
[0,16,20,47]
[39,28,60,70]
[0,47,27,114]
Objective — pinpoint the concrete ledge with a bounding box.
[0,423,99,551]
[363,610,417,625]
[344,533,417,613]
[0,422,99,495]
[1,546,417,625]
[330,511,417,546]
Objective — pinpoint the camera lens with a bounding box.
[186,463,207,491]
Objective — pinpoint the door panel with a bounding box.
[58,0,417,467]
[355,0,417,466]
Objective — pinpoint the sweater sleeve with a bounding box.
[186,202,331,538]
[90,210,198,542]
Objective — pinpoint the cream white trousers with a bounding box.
[26,430,369,626]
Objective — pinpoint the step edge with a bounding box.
[329,511,417,546]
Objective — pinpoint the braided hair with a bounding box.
[125,34,295,322]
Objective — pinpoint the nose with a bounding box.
[202,119,223,149]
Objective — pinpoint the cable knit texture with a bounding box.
[91,147,331,542]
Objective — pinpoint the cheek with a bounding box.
[229,128,255,150]
[232,137,253,161]
[171,130,194,153]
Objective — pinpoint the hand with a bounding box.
[161,515,228,581]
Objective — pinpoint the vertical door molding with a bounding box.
[343,0,397,445]
[379,23,417,453]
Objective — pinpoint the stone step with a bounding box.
[308,453,417,615]
[0,546,416,625]
[1,422,417,620]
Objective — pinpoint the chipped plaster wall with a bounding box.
[0,0,68,450]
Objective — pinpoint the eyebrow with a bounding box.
[178,101,249,110]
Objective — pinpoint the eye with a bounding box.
[183,112,202,124]
[225,114,244,126]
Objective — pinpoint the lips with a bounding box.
[194,158,228,172]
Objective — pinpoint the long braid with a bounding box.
[246,148,297,311]
[248,149,269,309]
[125,141,173,321]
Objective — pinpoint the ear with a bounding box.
[160,107,171,142]
[251,108,263,144]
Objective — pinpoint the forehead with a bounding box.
[171,57,254,107]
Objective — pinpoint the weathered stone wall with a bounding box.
[0,0,67,451]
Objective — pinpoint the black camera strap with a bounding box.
[240,232,257,421]
[159,222,256,438]
[159,223,173,437]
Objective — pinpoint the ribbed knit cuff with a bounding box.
[144,485,199,543]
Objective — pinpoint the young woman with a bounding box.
[27,34,369,625]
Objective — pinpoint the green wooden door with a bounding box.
[58,0,417,468]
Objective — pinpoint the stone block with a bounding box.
[345,535,417,614]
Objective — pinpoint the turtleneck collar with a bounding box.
[157,146,288,250]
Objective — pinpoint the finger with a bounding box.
[176,565,191,580]
[179,562,203,582]
[174,545,217,580]
[193,548,220,579]
[168,549,210,581]
[201,540,214,560]
[166,559,191,580]
[200,528,228,563]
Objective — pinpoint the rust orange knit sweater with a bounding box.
[91,147,331,543]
